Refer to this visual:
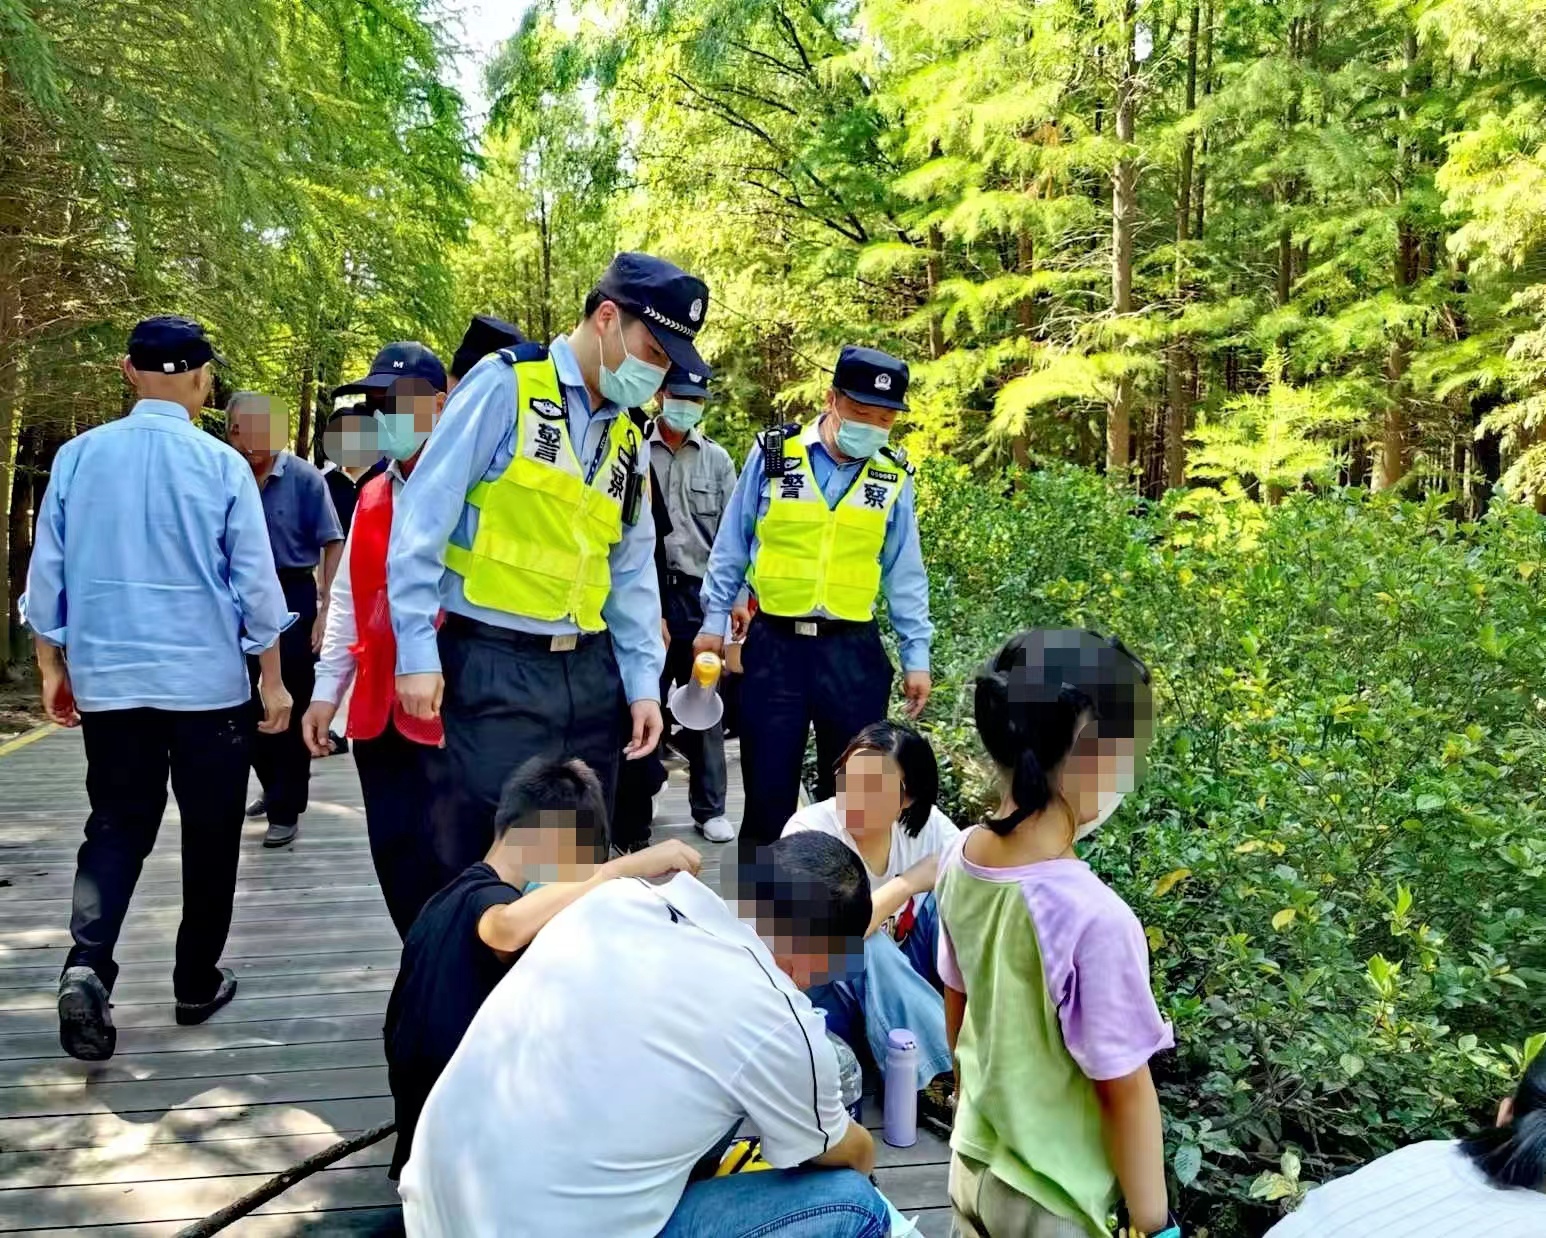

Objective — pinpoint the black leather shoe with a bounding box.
[245,795,267,818]
[326,731,349,756]
[58,966,116,1061]
[263,821,298,848]
[176,968,238,1025]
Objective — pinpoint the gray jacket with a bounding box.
[648,424,738,579]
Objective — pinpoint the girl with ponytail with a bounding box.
[937,629,1179,1238]
[1265,1052,1546,1235]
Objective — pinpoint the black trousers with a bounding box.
[355,722,459,938]
[738,616,894,850]
[247,569,317,826]
[439,616,628,858]
[67,705,251,1002]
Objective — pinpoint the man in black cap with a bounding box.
[227,390,345,847]
[303,343,461,935]
[21,315,294,1059]
[696,346,935,852]
[388,253,710,860]
[449,314,525,393]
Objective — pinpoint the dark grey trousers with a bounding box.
[438,616,627,858]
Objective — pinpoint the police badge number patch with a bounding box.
[529,397,564,420]
[868,470,899,484]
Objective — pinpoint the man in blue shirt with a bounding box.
[22,316,294,1061]
[227,393,344,848]
[695,347,934,851]
[389,253,709,859]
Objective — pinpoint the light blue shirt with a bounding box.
[699,422,933,673]
[21,399,290,712]
[388,336,664,704]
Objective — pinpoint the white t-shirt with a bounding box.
[782,797,960,927]
[1265,1139,1546,1237]
[399,872,851,1238]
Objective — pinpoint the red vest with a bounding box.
[346,474,444,747]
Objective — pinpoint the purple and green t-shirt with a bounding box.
[936,828,1173,1236]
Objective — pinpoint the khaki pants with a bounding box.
[948,1152,1091,1238]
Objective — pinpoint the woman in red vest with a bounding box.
[305,342,454,936]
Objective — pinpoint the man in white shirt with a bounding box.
[400,832,890,1238]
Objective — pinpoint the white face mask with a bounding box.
[598,316,667,408]
[1075,790,1125,841]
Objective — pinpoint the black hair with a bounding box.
[1460,1053,1546,1190]
[748,832,872,945]
[837,720,939,838]
[493,755,608,862]
[974,628,1153,836]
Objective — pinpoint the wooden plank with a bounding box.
[0,921,402,967]
[871,1161,952,1212]
[0,1130,395,1189]
[67,1208,407,1237]
[0,966,395,1013]
[0,883,389,914]
[0,948,400,990]
[0,988,392,1036]
[0,1163,400,1231]
[0,1013,387,1062]
[0,1093,393,1152]
[0,1035,384,1089]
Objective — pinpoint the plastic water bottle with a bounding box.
[817,1009,864,1123]
[883,1028,919,1147]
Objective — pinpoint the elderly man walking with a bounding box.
[22,316,293,1060]
[227,392,344,847]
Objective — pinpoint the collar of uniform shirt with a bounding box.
[269,448,290,478]
[131,398,192,422]
[548,334,617,419]
[647,421,703,451]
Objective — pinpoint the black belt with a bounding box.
[755,613,876,637]
[664,570,703,592]
[443,611,606,653]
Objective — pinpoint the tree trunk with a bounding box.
[1107,6,1137,479]
[295,355,315,462]
[0,353,14,668]
[1193,0,1214,242]
[1278,227,1294,306]
[1016,229,1035,334]
[1377,32,1421,492]
[7,419,37,628]
[927,224,946,359]
[1175,0,1199,286]
[1165,346,1188,489]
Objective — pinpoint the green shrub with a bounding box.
[905,461,1546,1236]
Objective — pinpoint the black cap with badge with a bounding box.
[595,252,710,375]
[333,341,448,398]
[451,315,526,381]
[664,363,712,400]
[834,345,909,412]
[127,316,227,374]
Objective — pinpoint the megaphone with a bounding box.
[668,652,724,731]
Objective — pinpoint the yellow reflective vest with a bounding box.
[751,422,908,621]
[443,350,642,632]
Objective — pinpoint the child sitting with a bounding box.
[939,629,1177,1238]
[383,755,700,1177]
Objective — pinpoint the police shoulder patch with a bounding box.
[880,444,914,474]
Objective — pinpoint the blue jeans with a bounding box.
[659,1167,889,1238]
[808,894,953,1092]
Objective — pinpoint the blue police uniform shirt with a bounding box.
[388,336,664,704]
[699,423,934,673]
[21,399,292,712]
[257,450,343,570]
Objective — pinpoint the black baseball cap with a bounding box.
[334,341,447,397]
[833,345,909,412]
[451,315,526,380]
[127,316,226,373]
[595,252,710,375]
[664,363,712,400]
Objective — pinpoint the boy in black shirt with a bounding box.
[383,756,700,1177]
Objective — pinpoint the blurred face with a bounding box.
[727,862,865,989]
[227,398,286,467]
[492,810,606,883]
[826,389,898,433]
[1058,722,1144,826]
[320,411,380,470]
[836,748,909,839]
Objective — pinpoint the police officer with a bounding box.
[695,346,934,850]
[449,314,525,393]
[389,253,710,858]
[22,316,293,1059]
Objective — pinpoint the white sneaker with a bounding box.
[697,815,736,843]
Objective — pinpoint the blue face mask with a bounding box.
[373,410,430,462]
[660,398,704,432]
[599,318,667,409]
[835,416,890,460]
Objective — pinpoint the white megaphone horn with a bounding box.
[668,652,724,731]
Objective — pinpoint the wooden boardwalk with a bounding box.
[0,726,950,1235]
